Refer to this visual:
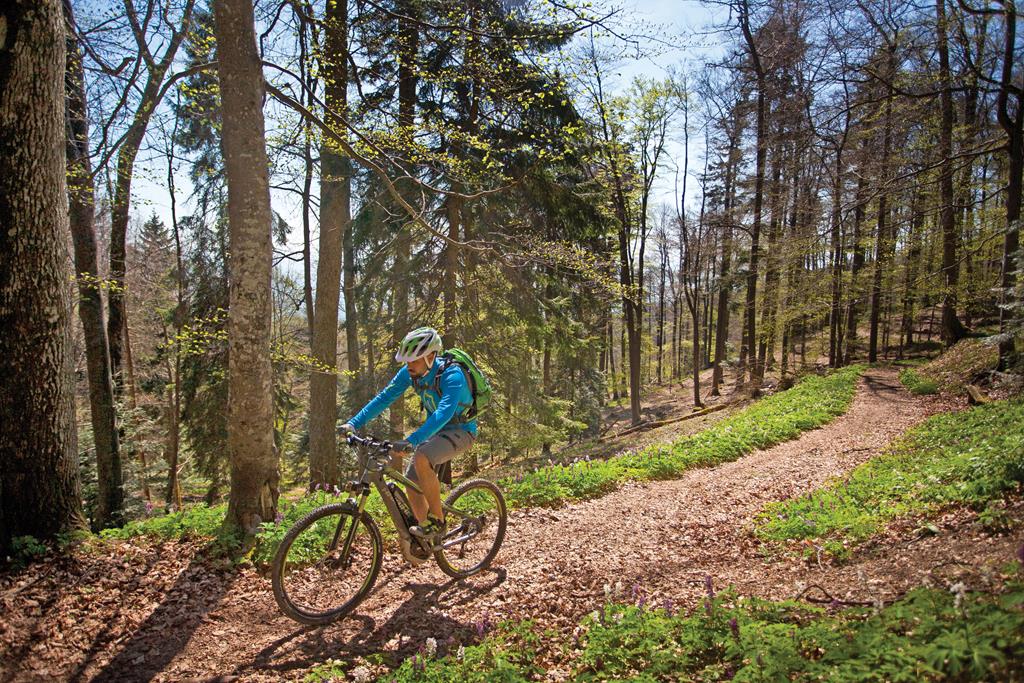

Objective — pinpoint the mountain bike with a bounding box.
[271,432,507,625]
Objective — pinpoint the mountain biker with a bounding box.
[340,326,477,545]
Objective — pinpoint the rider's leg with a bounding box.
[407,472,428,523]
[414,452,444,520]
[404,430,474,524]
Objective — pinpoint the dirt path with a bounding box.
[4,368,1021,682]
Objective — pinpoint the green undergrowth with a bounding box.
[100,502,228,542]
[499,366,863,508]
[756,399,1024,558]
[909,338,999,394]
[573,580,1024,682]
[316,620,543,682]
[95,366,863,561]
[899,367,939,395]
[351,575,1024,682]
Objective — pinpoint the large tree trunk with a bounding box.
[937,0,969,346]
[64,1,123,529]
[309,0,351,488]
[0,0,84,551]
[214,0,279,536]
[869,67,894,363]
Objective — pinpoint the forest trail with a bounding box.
[5,368,1021,682]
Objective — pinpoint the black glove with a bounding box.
[391,439,413,453]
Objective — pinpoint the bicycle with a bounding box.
[271,432,508,625]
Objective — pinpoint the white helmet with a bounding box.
[395,326,443,363]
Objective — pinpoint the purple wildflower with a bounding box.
[662,598,675,616]
[144,501,154,515]
[274,511,284,524]
[729,617,739,639]
[1018,543,1024,565]
[704,574,715,600]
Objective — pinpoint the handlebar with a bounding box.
[344,432,412,453]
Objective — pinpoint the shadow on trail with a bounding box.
[239,567,507,678]
[88,544,236,683]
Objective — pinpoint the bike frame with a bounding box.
[339,433,479,567]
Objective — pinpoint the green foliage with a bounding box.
[899,368,939,395]
[6,535,49,567]
[499,366,864,509]
[756,400,1024,554]
[374,620,541,683]
[99,503,227,542]
[575,583,1024,682]
[250,489,352,566]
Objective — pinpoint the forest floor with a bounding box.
[3,367,1022,682]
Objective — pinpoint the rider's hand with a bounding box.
[338,422,355,436]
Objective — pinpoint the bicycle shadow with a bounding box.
[243,567,508,677]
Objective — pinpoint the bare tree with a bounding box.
[65,0,123,528]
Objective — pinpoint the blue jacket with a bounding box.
[347,356,478,446]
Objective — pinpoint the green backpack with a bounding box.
[435,348,493,420]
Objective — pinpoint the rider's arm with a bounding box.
[406,367,468,447]
[346,367,411,431]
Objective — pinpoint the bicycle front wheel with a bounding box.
[436,479,507,579]
[271,503,383,625]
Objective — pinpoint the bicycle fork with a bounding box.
[331,489,370,569]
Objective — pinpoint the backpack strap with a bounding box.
[428,353,475,422]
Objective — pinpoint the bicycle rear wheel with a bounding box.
[435,479,507,579]
[271,503,382,625]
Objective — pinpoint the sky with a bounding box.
[128,0,727,271]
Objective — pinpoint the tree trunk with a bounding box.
[937,0,969,347]
[844,171,868,364]
[657,237,667,384]
[0,0,85,551]
[309,0,351,488]
[64,2,123,529]
[994,1,1021,370]
[214,0,279,536]
[828,141,845,367]
[758,143,784,374]
[712,121,739,394]
[389,0,419,437]
[869,74,894,363]
[738,2,767,386]
[900,193,925,356]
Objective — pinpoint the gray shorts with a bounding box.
[404,428,475,483]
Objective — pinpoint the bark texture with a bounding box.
[0,0,84,550]
[309,0,351,487]
[213,0,279,535]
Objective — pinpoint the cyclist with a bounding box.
[340,326,476,545]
